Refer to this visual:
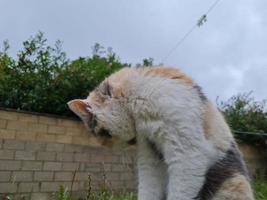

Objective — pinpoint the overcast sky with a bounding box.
[0,0,266,101]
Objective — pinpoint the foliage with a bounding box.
[218,92,267,146]
[253,179,267,200]
[57,185,72,200]
[0,33,127,117]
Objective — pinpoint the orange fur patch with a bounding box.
[143,67,194,86]
[214,174,254,200]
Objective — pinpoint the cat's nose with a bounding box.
[98,128,112,138]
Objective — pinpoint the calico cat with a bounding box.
[68,67,254,200]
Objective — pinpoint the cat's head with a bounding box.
[67,68,137,148]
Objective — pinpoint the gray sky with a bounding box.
[0,0,266,101]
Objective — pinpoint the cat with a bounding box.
[68,66,254,200]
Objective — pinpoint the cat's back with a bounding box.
[137,66,254,200]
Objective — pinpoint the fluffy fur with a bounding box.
[68,67,254,200]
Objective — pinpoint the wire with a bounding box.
[160,0,223,63]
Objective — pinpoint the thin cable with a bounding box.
[160,25,197,63]
[160,0,223,63]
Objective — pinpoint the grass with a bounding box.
[253,179,267,200]
[2,180,266,200]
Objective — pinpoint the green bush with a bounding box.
[0,33,127,117]
[218,92,267,146]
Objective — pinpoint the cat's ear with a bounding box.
[67,99,92,120]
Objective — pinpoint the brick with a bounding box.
[84,163,102,172]
[0,149,14,159]
[0,160,21,170]
[56,135,72,144]
[39,116,57,125]
[120,172,134,180]
[91,153,105,163]
[31,193,50,200]
[0,119,7,128]
[41,182,70,192]
[0,171,11,182]
[7,121,28,131]
[48,125,65,135]
[36,133,56,142]
[56,152,74,162]
[104,155,119,163]
[64,144,84,153]
[28,123,48,133]
[3,139,25,150]
[0,111,18,120]
[25,141,46,151]
[74,172,88,181]
[15,131,36,141]
[37,152,56,161]
[65,127,82,136]
[18,182,39,192]
[43,162,62,171]
[0,183,17,193]
[72,136,91,145]
[12,171,33,181]
[62,162,79,171]
[0,129,16,139]
[55,172,74,181]
[112,164,125,172]
[15,151,36,160]
[18,114,38,123]
[46,143,64,152]
[106,172,120,180]
[34,172,54,181]
[22,161,42,171]
[74,153,90,162]
[58,119,78,127]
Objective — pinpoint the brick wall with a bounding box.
[0,109,136,199]
[0,109,266,199]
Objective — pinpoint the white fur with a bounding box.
[69,68,250,199]
[126,73,218,200]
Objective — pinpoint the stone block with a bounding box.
[15,151,36,160]
[25,141,46,151]
[56,152,74,162]
[0,129,16,139]
[39,116,57,125]
[64,144,84,153]
[0,171,11,182]
[43,162,62,171]
[28,123,48,133]
[12,171,33,181]
[18,182,39,192]
[3,139,25,150]
[56,135,72,144]
[22,161,42,171]
[0,149,14,159]
[48,125,65,135]
[0,111,18,120]
[0,183,17,193]
[0,160,21,170]
[46,143,64,152]
[34,172,54,181]
[0,119,7,128]
[37,152,56,161]
[62,162,79,171]
[54,172,74,181]
[7,121,28,131]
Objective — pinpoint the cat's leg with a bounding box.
[137,138,167,200]
[212,174,254,200]
[160,135,212,200]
